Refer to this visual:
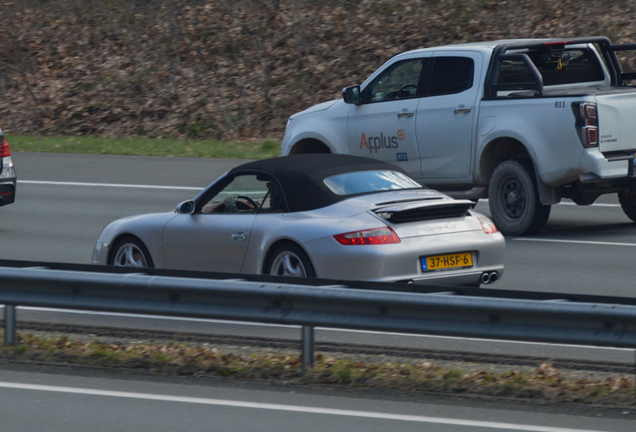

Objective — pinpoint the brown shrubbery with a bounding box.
[1,0,635,141]
[1,332,634,405]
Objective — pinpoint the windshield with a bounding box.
[323,170,422,196]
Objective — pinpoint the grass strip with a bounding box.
[7,135,281,160]
[1,332,634,406]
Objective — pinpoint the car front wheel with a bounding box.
[110,237,154,268]
[488,160,550,236]
[267,243,315,278]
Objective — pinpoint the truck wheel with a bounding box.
[488,160,551,236]
[618,189,636,222]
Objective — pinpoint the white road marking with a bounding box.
[14,307,633,354]
[557,202,620,208]
[0,381,611,431]
[18,180,202,191]
[513,238,636,247]
[9,181,626,208]
[479,198,620,208]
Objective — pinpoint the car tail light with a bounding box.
[477,216,498,234]
[0,137,10,158]
[333,227,400,245]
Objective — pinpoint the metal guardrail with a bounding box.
[1,260,636,371]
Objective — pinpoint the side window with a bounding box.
[363,58,427,103]
[259,180,284,213]
[428,57,474,96]
[199,174,270,214]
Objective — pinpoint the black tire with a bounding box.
[266,243,316,278]
[618,189,636,222]
[488,160,551,236]
[109,236,154,268]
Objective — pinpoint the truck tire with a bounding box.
[618,189,636,222]
[488,160,551,236]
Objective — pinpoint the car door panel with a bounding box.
[417,51,483,180]
[347,100,421,177]
[347,55,431,180]
[162,214,256,272]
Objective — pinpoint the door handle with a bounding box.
[397,111,414,118]
[231,231,248,242]
[454,106,471,115]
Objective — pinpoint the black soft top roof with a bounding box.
[228,154,413,212]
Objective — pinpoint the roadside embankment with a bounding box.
[1,324,634,408]
[2,0,636,141]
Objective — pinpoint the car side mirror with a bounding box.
[342,85,361,105]
[176,200,195,215]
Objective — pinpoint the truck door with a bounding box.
[416,51,483,180]
[347,55,431,180]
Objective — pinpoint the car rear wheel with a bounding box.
[488,160,550,236]
[267,244,315,278]
[618,189,636,222]
[110,237,154,268]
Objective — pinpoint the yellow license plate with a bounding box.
[421,252,473,272]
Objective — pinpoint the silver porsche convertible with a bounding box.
[92,154,505,286]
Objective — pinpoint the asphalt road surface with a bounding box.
[0,369,634,432]
[5,151,636,297]
[2,152,636,429]
[2,151,636,364]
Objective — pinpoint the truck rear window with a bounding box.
[497,48,605,86]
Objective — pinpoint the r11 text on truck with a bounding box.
[281,37,636,236]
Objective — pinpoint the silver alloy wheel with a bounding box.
[113,242,150,267]
[270,251,307,277]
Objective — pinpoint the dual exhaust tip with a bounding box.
[481,271,499,285]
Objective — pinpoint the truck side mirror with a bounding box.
[342,86,361,105]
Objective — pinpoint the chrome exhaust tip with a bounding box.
[489,271,498,283]
[480,272,491,284]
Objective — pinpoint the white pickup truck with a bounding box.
[281,37,636,235]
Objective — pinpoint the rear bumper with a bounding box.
[306,229,506,287]
[578,149,631,183]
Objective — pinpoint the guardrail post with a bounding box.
[301,326,314,371]
[4,305,16,346]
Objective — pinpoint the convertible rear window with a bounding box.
[324,170,421,196]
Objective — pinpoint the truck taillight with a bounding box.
[575,102,598,148]
[584,126,598,146]
[580,103,597,124]
[0,137,10,158]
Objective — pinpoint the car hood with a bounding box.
[98,211,179,242]
[290,99,340,119]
